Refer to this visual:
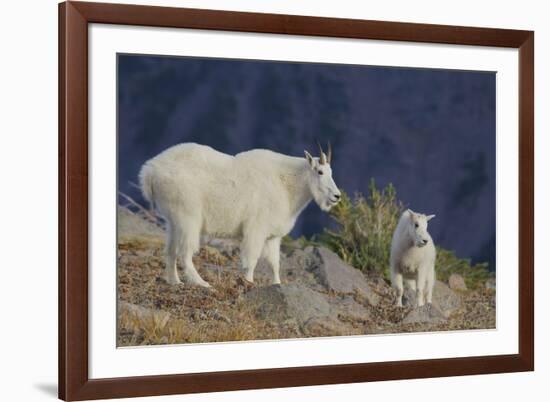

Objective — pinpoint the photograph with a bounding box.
[116,53,496,347]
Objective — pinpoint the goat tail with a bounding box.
[138,163,156,211]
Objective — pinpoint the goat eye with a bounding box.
[318,170,323,175]
[414,223,419,228]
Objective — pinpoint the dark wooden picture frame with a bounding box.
[59,1,534,400]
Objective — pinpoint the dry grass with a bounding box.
[118,298,294,346]
[117,235,496,346]
[117,238,299,346]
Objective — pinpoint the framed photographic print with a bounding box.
[59,1,534,400]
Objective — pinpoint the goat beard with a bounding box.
[320,200,334,212]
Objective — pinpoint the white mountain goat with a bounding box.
[139,143,341,287]
[390,209,436,307]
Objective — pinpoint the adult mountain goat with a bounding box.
[390,209,436,307]
[139,143,341,287]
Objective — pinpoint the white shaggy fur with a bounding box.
[139,143,341,287]
[390,209,437,307]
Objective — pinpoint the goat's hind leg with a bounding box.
[426,265,435,305]
[416,270,427,307]
[163,223,181,285]
[179,217,210,288]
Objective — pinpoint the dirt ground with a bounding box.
[117,234,496,347]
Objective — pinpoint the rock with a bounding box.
[253,249,324,291]
[448,273,467,291]
[333,295,372,322]
[278,318,301,336]
[485,277,496,290]
[246,284,331,324]
[402,304,447,325]
[303,316,346,336]
[402,280,462,318]
[286,249,315,270]
[304,245,315,254]
[313,247,380,306]
[433,281,462,316]
[280,238,305,255]
[118,301,170,325]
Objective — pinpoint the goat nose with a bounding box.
[422,239,428,244]
[334,193,341,199]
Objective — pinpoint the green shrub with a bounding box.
[435,248,492,290]
[317,179,493,287]
[318,179,401,279]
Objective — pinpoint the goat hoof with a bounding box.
[185,276,211,288]
[163,276,181,285]
[190,280,211,288]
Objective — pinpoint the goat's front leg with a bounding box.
[262,237,282,285]
[392,272,404,307]
[241,233,266,283]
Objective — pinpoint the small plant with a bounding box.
[435,248,493,290]
[319,179,402,279]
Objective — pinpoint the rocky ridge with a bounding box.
[117,207,496,346]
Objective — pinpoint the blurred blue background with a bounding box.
[117,54,496,270]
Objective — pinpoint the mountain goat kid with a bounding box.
[390,209,436,307]
[139,143,341,288]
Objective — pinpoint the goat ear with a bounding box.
[304,150,315,167]
[406,208,415,217]
[426,214,436,221]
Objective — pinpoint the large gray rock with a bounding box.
[249,248,321,287]
[332,295,372,322]
[312,247,380,306]
[433,281,462,316]
[402,304,447,325]
[245,284,331,324]
[403,280,462,318]
[279,249,324,289]
[286,248,317,270]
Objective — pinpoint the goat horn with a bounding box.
[317,141,326,165]
[327,141,332,164]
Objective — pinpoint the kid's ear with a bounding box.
[427,214,436,221]
[304,150,315,167]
